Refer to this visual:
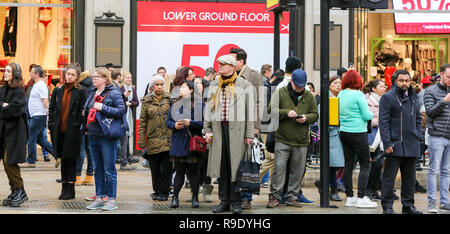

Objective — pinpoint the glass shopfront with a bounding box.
[0,0,74,84]
[352,0,449,84]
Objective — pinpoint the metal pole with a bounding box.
[320,0,330,208]
[348,8,354,67]
[288,0,297,57]
[298,3,305,64]
[74,0,85,70]
[130,0,138,155]
[274,9,281,71]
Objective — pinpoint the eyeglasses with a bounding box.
[92,75,103,80]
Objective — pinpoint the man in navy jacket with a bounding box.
[379,70,423,214]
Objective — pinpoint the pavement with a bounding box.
[0,155,443,214]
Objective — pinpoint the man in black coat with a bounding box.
[379,70,423,214]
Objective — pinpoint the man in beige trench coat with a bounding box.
[204,54,255,214]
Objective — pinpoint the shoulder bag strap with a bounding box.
[101,90,112,101]
[251,144,257,162]
[243,144,249,161]
[185,126,193,137]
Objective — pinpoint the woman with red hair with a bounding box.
[337,70,377,209]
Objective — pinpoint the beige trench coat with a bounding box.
[203,76,255,182]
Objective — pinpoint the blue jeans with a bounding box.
[242,191,253,201]
[89,135,120,199]
[41,128,49,157]
[77,135,94,176]
[427,136,450,206]
[27,115,54,164]
[261,171,269,183]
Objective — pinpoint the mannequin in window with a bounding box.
[2,5,18,57]
[34,0,53,64]
[374,35,400,89]
[404,58,420,83]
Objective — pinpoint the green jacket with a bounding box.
[138,91,172,155]
[269,86,319,147]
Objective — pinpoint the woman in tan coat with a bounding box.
[138,74,172,201]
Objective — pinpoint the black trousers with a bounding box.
[381,156,416,210]
[56,133,77,182]
[199,156,212,185]
[61,159,77,182]
[147,151,171,196]
[173,162,200,197]
[367,146,384,192]
[340,132,371,198]
[218,125,241,204]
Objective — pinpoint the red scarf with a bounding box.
[86,94,104,129]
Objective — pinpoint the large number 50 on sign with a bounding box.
[181,44,240,77]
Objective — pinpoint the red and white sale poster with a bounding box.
[393,0,450,34]
[135,1,290,149]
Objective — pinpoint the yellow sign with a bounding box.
[329,97,339,126]
[267,0,279,10]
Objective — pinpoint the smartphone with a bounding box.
[296,115,305,119]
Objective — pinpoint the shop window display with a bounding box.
[371,35,448,88]
[0,0,73,85]
[373,34,399,89]
[3,4,17,57]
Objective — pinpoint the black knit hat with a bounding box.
[337,67,347,78]
[285,56,303,74]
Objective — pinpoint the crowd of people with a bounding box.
[0,47,449,214]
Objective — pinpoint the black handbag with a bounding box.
[265,132,275,153]
[235,145,261,195]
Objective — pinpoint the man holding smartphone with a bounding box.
[266,69,318,208]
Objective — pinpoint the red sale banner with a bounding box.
[393,0,450,34]
[137,1,290,34]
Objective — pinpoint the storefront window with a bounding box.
[353,0,449,84]
[0,0,73,85]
